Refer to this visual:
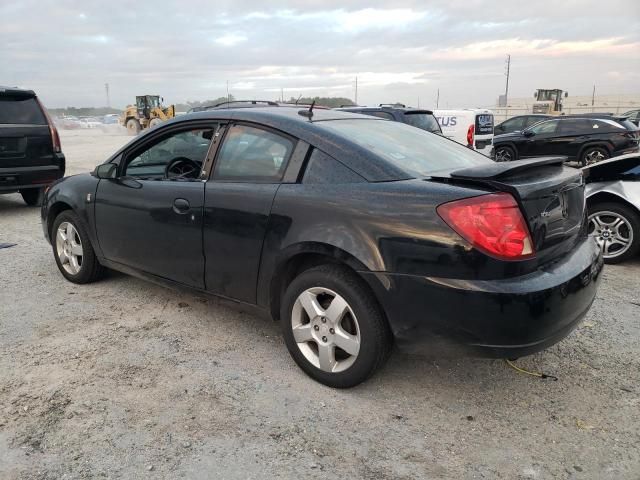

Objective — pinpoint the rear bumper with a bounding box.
[0,154,65,192]
[361,238,603,358]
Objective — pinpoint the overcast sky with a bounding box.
[1,0,639,108]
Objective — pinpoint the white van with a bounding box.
[433,109,494,156]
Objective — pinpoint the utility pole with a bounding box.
[504,54,511,106]
[436,88,440,108]
[281,87,284,102]
[105,83,110,108]
[591,84,596,111]
[355,76,358,105]
[226,80,230,103]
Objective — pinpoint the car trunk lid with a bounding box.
[432,157,587,263]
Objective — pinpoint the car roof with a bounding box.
[0,85,36,97]
[336,106,434,114]
[117,107,411,182]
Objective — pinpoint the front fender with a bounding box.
[41,174,101,255]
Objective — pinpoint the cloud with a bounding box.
[1,0,638,108]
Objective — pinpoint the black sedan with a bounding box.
[42,107,602,387]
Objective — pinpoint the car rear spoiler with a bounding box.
[448,157,567,180]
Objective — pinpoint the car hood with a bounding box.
[583,153,640,183]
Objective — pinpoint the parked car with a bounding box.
[584,153,640,263]
[41,108,602,387]
[433,109,494,156]
[0,86,65,205]
[103,114,120,125]
[493,115,640,165]
[335,104,442,135]
[494,114,552,135]
[78,116,102,129]
[622,109,640,126]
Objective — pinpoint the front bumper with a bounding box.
[361,238,603,358]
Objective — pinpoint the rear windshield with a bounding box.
[0,96,47,125]
[475,113,494,135]
[403,112,442,134]
[317,119,491,177]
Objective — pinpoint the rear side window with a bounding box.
[303,149,366,184]
[403,112,442,134]
[530,119,559,134]
[213,124,294,182]
[0,96,47,125]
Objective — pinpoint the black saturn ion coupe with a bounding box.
[41,107,603,387]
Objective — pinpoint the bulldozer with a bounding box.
[532,89,568,115]
[120,95,175,135]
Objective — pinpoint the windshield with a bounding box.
[317,119,490,177]
[403,112,442,134]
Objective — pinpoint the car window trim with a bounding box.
[207,120,299,184]
[118,120,222,179]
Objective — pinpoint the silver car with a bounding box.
[584,153,640,263]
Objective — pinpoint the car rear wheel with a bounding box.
[588,202,640,263]
[581,146,609,166]
[281,264,392,388]
[52,211,104,283]
[495,145,516,162]
[126,118,141,135]
[20,188,43,206]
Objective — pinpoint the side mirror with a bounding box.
[564,92,568,98]
[523,130,535,137]
[533,92,537,98]
[92,163,117,179]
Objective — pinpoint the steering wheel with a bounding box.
[165,157,201,179]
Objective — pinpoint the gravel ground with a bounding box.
[1,130,639,480]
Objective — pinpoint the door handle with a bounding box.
[173,198,190,214]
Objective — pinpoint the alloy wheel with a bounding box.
[55,221,84,275]
[584,149,606,165]
[588,211,633,259]
[291,287,361,373]
[495,148,513,162]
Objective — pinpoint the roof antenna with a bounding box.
[298,100,315,119]
[295,94,302,105]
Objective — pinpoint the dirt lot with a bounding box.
[1,130,639,479]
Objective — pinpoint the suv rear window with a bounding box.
[403,112,442,134]
[318,119,490,177]
[0,96,47,125]
[475,114,494,135]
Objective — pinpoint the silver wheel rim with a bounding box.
[55,222,83,275]
[291,287,361,373]
[588,211,633,259]
[495,148,512,162]
[584,149,606,165]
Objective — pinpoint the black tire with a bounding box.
[280,264,392,388]
[580,146,609,166]
[588,202,640,264]
[51,211,104,283]
[20,188,43,206]
[495,145,516,162]
[126,118,141,135]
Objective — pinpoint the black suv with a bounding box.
[494,114,552,135]
[0,87,65,205]
[493,115,639,165]
[335,104,442,134]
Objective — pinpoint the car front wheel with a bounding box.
[281,264,392,388]
[588,202,640,263]
[52,211,104,283]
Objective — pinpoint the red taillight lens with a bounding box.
[35,97,62,153]
[437,193,535,260]
[466,124,474,146]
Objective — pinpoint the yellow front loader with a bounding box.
[120,95,175,135]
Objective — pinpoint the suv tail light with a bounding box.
[466,124,475,147]
[35,97,62,153]
[437,193,535,260]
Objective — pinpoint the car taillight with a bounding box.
[437,192,535,260]
[466,124,474,147]
[35,97,62,153]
